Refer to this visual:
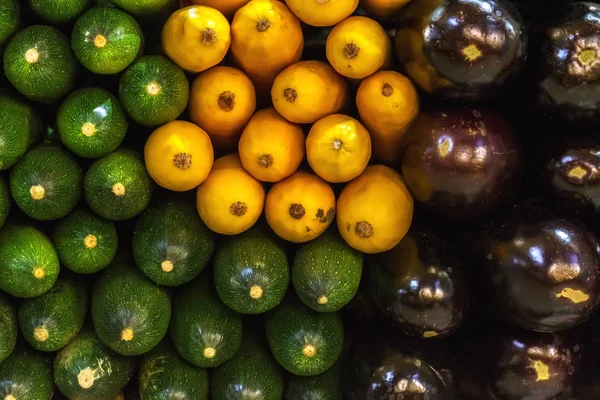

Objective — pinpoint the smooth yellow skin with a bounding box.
[336,165,414,254]
[285,0,359,27]
[197,153,265,235]
[144,121,214,191]
[266,171,336,243]
[271,60,348,124]
[231,0,304,91]
[306,114,372,183]
[189,66,256,150]
[162,6,231,73]
[238,108,305,182]
[190,0,251,18]
[360,0,412,21]
[356,70,419,166]
[326,16,392,79]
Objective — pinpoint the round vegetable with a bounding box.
[27,0,90,24]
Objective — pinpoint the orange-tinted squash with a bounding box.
[144,120,214,192]
[336,165,413,253]
[356,70,419,166]
[285,0,359,27]
[190,0,251,18]
[189,66,256,151]
[326,16,392,80]
[306,114,372,183]
[162,6,231,73]
[238,108,305,183]
[360,0,412,21]
[231,0,304,92]
[265,171,336,243]
[271,60,348,124]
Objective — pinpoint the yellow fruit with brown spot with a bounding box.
[231,0,304,92]
[162,6,231,73]
[197,153,265,235]
[190,0,252,18]
[285,0,359,27]
[326,16,392,80]
[265,171,336,243]
[189,66,256,151]
[356,70,419,166]
[360,0,412,20]
[271,60,348,124]
[238,108,305,182]
[336,165,414,253]
[144,121,214,192]
[306,114,372,183]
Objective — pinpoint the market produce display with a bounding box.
[1,0,600,399]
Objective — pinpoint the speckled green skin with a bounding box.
[139,340,209,400]
[72,7,143,75]
[3,25,77,103]
[0,176,11,230]
[0,224,60,298]
[133,199,215,286]
[108,0,176,19]
[57,87,128,158]
[18,278,88,352]
[214,228,289,314]
[292,230,363,312]
[0,293,17,363]
[0,350,54,400]
[285,362,343,400]
[54,328,135,400]
[92,263,171,356]
[0,0,19,48]
[266,298,344,376]
[84,149,152,221]
[119,55,189,126]
[0,93,42,170]
[211,337,284,400]
[170,276,243,368]
[28,0,90,24]
[10,145,83,221]
[53,209,118,274]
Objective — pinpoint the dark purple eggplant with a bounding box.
[400,108,522,219]
[468,206,600,332]
[395,0,526,101]
[366,230,469,339]
[530,2,600,125]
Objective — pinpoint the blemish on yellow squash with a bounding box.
[265,171,336,243]
[144,120,214,192]
[336,165,414,254]
[238,108,305,183]
[285,0,359,27]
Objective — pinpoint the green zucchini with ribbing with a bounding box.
[0,92,42,171]
[139,340,209,400]
[214,227,289,314]
[3,25,77,103]
[0,224,60,298]
[54,328,136,400]
[266,296,344,376]
[0,293,17,364]
[0,0,19,49]
[18,277,88,352]
[211,336,284,400]
[119,55,189,127]
[84,149,153,221]
[72,7,143,75]
[53,209,118,274]
[92,261,171,356]
[0,176,11,230]
[10,145,83,221]
[27,0,90,24]
[170,276,243,368]
[0,350,54,400]
[57,87,128,158]
[285,362,343,400]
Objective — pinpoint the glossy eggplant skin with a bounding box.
[366,230,469,339]
[469,206,600,332]
[401,108,522,219]
[343,333,456,400]
[530,2,600,125]
[395,0,526,101]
